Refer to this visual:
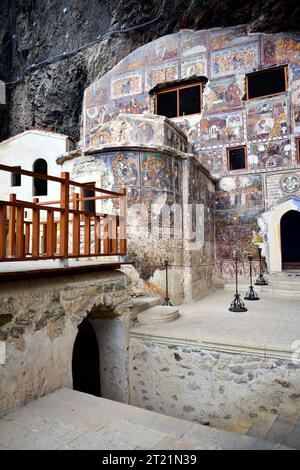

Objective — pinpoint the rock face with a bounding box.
[0,0,299,141]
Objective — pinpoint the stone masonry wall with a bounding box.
[129,338,300,430]
[0,270,131,415]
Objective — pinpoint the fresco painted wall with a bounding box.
[80,25,300,278]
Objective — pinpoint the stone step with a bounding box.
[131,296,161,319]
[246,412,278,440]
[137,305,180,325]
[264,409,300,446]
[0,389,291,450]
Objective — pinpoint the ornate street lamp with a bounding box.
[255,247,268,286]
[244,255,260,301]
[229,253,248,312]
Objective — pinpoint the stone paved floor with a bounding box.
[131,289,300,358]
[0,389,290,450]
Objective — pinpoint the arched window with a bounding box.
[33,159,48,196]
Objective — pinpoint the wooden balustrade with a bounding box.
[0,164,127,262]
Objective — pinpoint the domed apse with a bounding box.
[72,317,101,397]
[281,210,300,268]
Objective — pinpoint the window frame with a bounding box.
[227,145,248,172]
[296,137,300,165]
[245,65,288,101]
[11,166,22,187]
[154,82,203,118]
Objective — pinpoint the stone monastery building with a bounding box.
[55,25,300,302]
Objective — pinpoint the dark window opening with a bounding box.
[246,66,287,100]
[84,187,96,214]
[156,83,202,118]
[281,210,300,266]
[11,167,21,187]
[297,138,300,164]
[72,317,101,397]
[228,146,246,171]
[33,159,48,196]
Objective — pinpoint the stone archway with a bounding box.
[259,198,300,272]
[72,317,101,397]
[281,210,300,268]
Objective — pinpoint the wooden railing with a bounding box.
[0,164,127,262]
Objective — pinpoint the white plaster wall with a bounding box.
[0,131,69,204]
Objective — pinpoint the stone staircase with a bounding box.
[131,295,180,325]
[220,271,300,298]
[211,404,300,449]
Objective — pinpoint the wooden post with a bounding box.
[111,215,117,254]
[103,215,109,255]
[32,198,40,257]
[46,210,55,256]
[0,203,7,258]
[60,172,70,258]
[25,222,30,255]
[15,206,25,258]
[119,188,127,255]
[72,193,80,256]
[84,214,90,255]
[8,194,16,257]
[94,216,101,255]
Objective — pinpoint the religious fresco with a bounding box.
[263,36,300,66]
[141,152,173,191]
[200,112,244,144]
[246,97,289,140]
[113,94,150,116]
[249,140,292,171]
[145,62,178,91]
[181,54,207,78]
[209,25,249,51]
[111,73,143,99]
[195,147,224,174]
[215,175,263,210]
[210,43,259,77]
[172,115,201,142]
[215,210,261,262]
[291,75,300,133]
[142,35,179,66]
[163,123,188,153]
[180,30,207,56]
[188,160,212,204]
[203,77,243,114]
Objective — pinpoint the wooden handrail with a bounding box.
[0,165,127,262]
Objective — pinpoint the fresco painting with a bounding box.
[203,77,243,113]
[210,44,259,77]
[200,112,243,143]
[249,140,292,171]
[215,175,263,210]
[143,36,178,66]
[141,152,173,190]
[181,54,207,78]
[246,97,289,140]
[111,73,143,99]
[263,36,300,66]
[180,30,207,56]
[209,25,249,50]
[145,63,178,91]
[292,79,300,133]
[113,94,150,116]
[195,148,224,174]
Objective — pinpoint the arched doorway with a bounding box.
[72,317,101,397]
[33,158,48,196]
[281,210,300,269]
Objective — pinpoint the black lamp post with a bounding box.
[255,247,268,286]
[163,259,172,306]
[229,253,248,312]
[244,255,259,300]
